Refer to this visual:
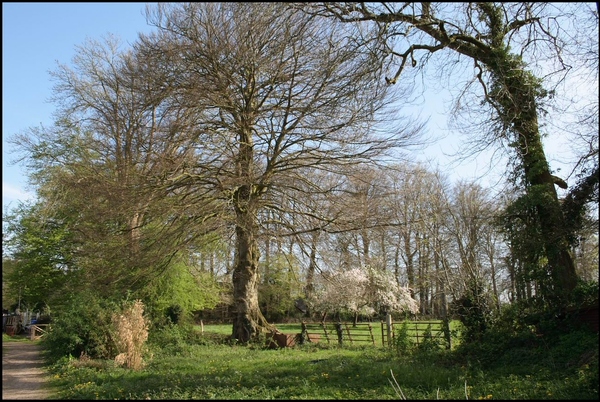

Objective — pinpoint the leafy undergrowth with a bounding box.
[44,325,598,400]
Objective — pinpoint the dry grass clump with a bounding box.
[112,299,149,370]
[71,351,112,370]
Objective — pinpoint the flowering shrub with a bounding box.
[364,266,419,315]
[307,265,418,317]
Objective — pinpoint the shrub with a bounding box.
[417,324,445,353]
[393,321,413,355]
[166,304,184,325]
[147,321,213,356]
[41,292,118,362]
[451,279,494,344]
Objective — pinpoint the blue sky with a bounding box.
[2,2,152,212]
[2,3,582,215]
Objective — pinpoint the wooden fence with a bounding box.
[380,319,452,349]
[29,324,50,341]
[4,316,21,336]
[3,311,39,336]
[299,316,452,349]
[300,321,378,346]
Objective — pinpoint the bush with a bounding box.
[417,324,445,353]
[41,293,119,362]
[451,280,494,344]
[166,304,184,325]
[393,321,413,355]
[147,322,208,356]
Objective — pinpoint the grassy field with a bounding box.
[41,322,598,400]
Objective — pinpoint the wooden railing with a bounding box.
[381,319,452,349]
[301,321,379,346]
[29,324,50,341]
[299,318,452,349]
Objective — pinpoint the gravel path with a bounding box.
[2,340,54,400]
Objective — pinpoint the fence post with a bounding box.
[415,321,419,346]
[442,318,452,350]
[335,322,343,346]
[321,322,332,344]
[300,322,308,344]
[385,313,393,347]
[344,322,354,344]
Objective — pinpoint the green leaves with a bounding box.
[3,202,76,311]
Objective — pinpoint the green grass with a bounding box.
[43,323,598,400]
[2,333,32,342]
[48,342,458,399]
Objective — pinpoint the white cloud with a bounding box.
[2,182,35,208]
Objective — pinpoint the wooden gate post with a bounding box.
[442,318,452,350]
[385,313,393,347]
[335,322,343,345]
[300,322,308,344]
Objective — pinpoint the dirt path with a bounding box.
[2,339,54,400]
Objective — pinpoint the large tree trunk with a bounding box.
[463,2,579,300]
[231,215,269,343]
[231,188,271,343]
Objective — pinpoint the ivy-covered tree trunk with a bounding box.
[442,3,580,301]
[485,48,578,299]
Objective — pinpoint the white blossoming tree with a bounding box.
[308,265,418,321]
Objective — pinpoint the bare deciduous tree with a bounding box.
[140,3,423,342]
